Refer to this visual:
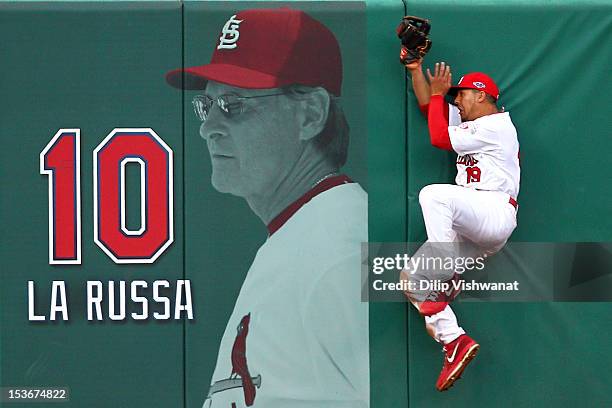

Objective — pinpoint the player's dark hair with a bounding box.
[283,85,349,168]
[471,89,497,107]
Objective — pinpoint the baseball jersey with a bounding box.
[203,182,369,408]
[447,104,520,198]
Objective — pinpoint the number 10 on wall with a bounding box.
[40,128,174,265]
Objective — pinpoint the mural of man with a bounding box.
[166,7,368,408]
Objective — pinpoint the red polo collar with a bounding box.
[267,174,353,236]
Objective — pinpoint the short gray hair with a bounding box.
[283,85,349,168]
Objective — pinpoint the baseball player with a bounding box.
[166,8,368,407]
[402,56,520,391]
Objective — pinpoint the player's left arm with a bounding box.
[426,62,453,151]
[404,57,431,109]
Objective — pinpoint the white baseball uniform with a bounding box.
[418,104,520,344]
[203,181,369,408]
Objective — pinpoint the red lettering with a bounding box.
[40,129,81,264]
[466,166,481,183]
[94,128,174,264]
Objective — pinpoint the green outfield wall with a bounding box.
[400,0,612,406]
[0,1,610,407]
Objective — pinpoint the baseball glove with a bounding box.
[396,16,432,65]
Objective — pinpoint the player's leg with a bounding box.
[445,188,517,251]
[424,304,464,344]
[403,184,469,314]
[418,184,463,242]
[408,184,510,317]
[414,184,489,390]
[401,243,461,313]
[415,185,516,329]
[424,305,480,391]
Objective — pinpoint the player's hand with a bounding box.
[427,62,452,96]
[401,47,423,72]
[405,59,423,71]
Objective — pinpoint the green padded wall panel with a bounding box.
[402,0,612,406]
[0,2,184,407]
[366,1,410,407]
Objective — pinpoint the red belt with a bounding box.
[509,197,518,209]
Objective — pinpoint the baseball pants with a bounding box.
[416,184,517,344]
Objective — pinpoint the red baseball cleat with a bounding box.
[436,334,479,391]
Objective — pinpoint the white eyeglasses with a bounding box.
[192,92,284,122]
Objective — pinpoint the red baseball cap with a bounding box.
[448,72,500,100]
[166,8,342,96]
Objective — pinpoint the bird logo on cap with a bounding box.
[218,14,244,50]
